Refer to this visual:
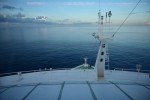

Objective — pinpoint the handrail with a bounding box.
[0,67,150,77]
[0,68,72,77]
[114,68,150,73]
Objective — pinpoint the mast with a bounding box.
[98,10,101,37]
[93,10,113,79]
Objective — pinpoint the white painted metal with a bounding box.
[95,41,106,78]
[94,10,113,78]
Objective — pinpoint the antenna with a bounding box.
[105,12,107,22]
[98,10,101,37]
[99,0,101,10]
[108,11,112,23]
[108,11,112,34]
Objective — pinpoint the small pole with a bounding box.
[39,68,41,72]
[106,12,107,23]
[108,11,112,23]
[108,11,112,34]
[50,68,52,71]
[18,72,22,77]
[136,64,142,72]
[84,58,88,65]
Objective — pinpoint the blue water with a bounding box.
[0,23,150,73]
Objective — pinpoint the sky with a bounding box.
[0,0,150,25]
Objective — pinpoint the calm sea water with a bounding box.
[0,23,150,73]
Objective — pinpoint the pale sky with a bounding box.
[0,0,150,25]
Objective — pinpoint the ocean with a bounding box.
[0,23,150,73]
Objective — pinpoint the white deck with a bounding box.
[0,69,150,100]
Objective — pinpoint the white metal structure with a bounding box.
[93,10,113,78]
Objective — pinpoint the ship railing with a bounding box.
[114,68,150,73]
[1,67,150,77]
[0,68,72,77]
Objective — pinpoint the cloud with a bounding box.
[13,12,25,18]
[2,5,17,10]
[19,8,23,11]
[35,16,47,21]
[0,12,25,23]
[55,19,93,25]
[0,13,92,26]
[1,5,23,11]
[107,2,136,6]
[0,13,50,24]
[3,12,25,20]
[7,12,25,19]
[63,1,145,7]
[27,2,46,6]
[57,19,72,24]
[63,2,96,6]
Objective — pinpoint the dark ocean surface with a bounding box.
[0,23,150,73]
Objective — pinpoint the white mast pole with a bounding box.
[95,10,106,78]
[94,1,113,79]
[98,10,101,37]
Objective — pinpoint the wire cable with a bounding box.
[113,0,142,37]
